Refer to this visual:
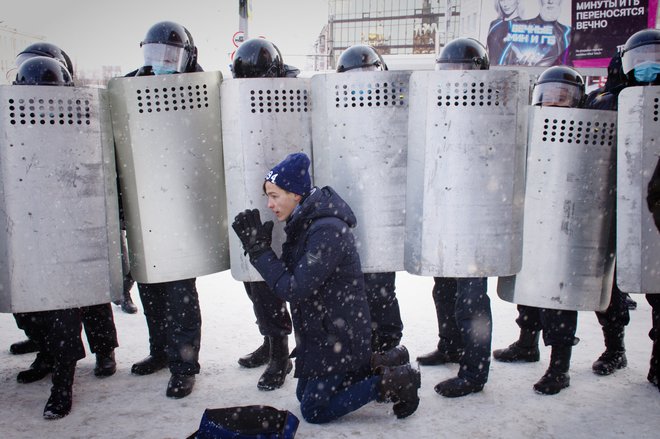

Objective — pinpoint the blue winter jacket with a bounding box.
[251,186,373,379]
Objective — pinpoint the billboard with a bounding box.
[481,0,658,68]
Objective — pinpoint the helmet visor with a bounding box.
[142,43,188,73]
[15,53,37,68]
[532,82,583,107]
[352,66,382,72]
[622,43,660,74]
[435,61,479,71]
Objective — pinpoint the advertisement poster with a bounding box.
[481,0,657,68]
[570,0,657,67]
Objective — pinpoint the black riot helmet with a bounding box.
[336,44,388,73]
[13,56,74,87]
[140,21,198,74]
[621,28,660,85]
[16,42,74,77]
[436,38,489,71]
[532,66,584,108]
[232,38,285,78]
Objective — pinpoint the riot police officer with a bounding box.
[231,37,300,78]
[334,44,405,353]
[580,51,636,378]
[622,28,660,391]
[648,156,660,391]
[493,66,585,395]
[125,21,203,399]
[230,37,296,391]
[11,56,86,419]
[11,43,119,384]
[415,38,493,398]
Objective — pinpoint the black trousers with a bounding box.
[243,281,292,338]
[432,277,492,385]
[363,272,403,351]
[595,281,630,333]
[137,278,201,375]
[14,309,85,364]
[80,303,119,353]
[14,303,117,355]
[513,305,578,347]
[647,294,660,343]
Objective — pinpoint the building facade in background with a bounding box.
[0,24,121,88]
[314,0,660,72]
[0,26,43,85]
[318,0,462,70]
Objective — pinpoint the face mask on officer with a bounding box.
[142,43,189,75]
[632,61,660,84]
[621,35,660,84]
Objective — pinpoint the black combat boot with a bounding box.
[371,345,410,372]
[166,373,196,398]
[434,376,484,398]
[534,345,572,395]
[592,327,627,376]
[238,336,271,368]
[132,313,168,375]
[10,338,39,355]
[17,351,54,383]
[114,274,138,314]
[131,353,168,375]
[257,336,293,391]
[416,341,463,366]
[43,361,76,420]
[120,291,138,314]
[493,329,540,363]
[94,350,117,377]
[377,363,421,419]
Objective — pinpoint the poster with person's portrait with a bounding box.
[481,0,657,68]
[483,0,573,67]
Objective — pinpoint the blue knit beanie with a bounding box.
[265,152,312,196]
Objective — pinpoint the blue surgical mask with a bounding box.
[152,66,177,76]
[633,61,660,83]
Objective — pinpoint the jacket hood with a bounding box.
[286,186,357,233]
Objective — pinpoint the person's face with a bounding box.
[265,182,301,222]
[540,0,562,22]
[499,0,519,18]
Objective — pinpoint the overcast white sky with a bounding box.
[2,0,329,76]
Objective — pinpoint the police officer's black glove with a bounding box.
[231,208,274,260]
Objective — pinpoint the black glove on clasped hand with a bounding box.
[232,208,274,260]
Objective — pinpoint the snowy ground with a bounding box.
[0,271,659,439]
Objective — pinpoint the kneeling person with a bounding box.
[232,153,420,423]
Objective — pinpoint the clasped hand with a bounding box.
[231,208,274,260]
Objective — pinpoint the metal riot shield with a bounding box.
[221,77,312,282]
[108,72,229,284]
[0,85,122,312]
[311,71,410,272]
[497,107,617,311]
[405,70,529,277]
[616,86,660,294]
